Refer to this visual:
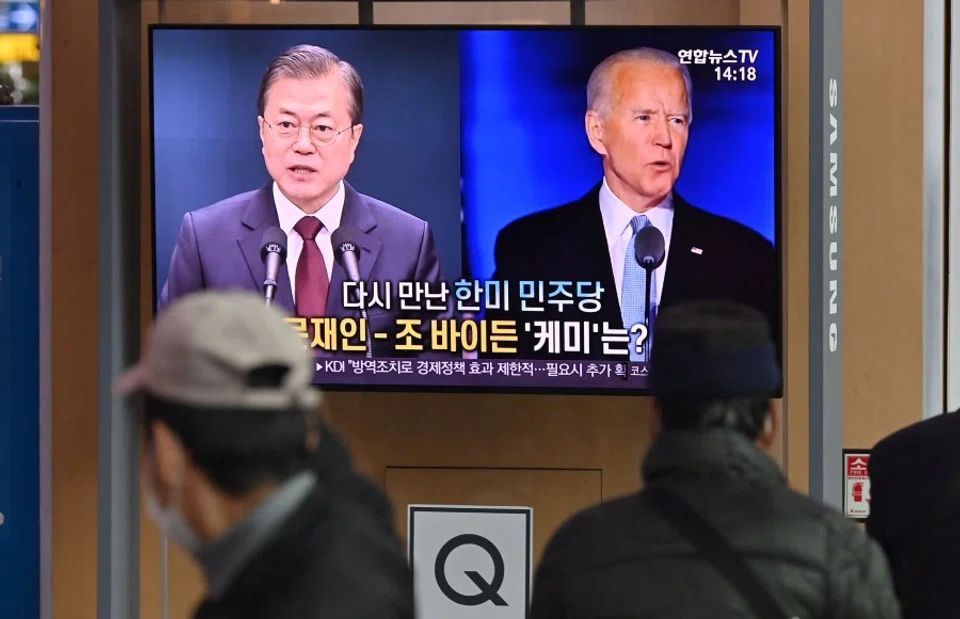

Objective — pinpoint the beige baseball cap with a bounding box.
[114,289,320,412]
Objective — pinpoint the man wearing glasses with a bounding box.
[158,45,450,358]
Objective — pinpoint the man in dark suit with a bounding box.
[490,47,778,362]
[159,44,450,358]
[866,411,960,618]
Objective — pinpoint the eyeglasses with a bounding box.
[261,117,356,146]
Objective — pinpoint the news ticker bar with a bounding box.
[313,357,650,389]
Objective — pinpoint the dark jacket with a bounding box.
[866,410,960,619]
[192,480,415,619]
[530,429,901,619]
[311,418,397,535]
[488,187,780,361]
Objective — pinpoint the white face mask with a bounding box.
[146,489,203,554]
[145,452,203,554]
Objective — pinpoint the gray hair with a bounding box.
[586,47,693,124]
[257,44,364,125]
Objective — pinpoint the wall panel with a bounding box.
[146,0,358,24]
[585,0,739,25]
[373,1,570,24]
[49,0,101,615]
[384,467,603,562]
[783,0,811,492]
[739,0,782,24]
[841,0,925,447]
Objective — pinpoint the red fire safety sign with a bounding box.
[842,450,871,521]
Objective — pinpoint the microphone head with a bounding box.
[260,227,288,263]
[634,225,666,270]
[331,225,362,262]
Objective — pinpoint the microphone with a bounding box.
[260,227,288,307]
[330,226,373,358]
[634,226,666,361]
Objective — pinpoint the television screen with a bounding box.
[149,25,782,395]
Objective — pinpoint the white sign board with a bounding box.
[842,450,871,521]
[408,505,533,619]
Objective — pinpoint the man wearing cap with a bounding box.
[528,300,900,619]
[116,290,414,619]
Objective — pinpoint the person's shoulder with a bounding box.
[767,482,874,543]
[677,196,774,253]
[497,191,597,247]
[322,497,414,602]
[797,493,893,582]
[873,411,960,464]
[188,187,266,227]
[538,493,639,569]
[276,501,415,618]
[355,190,429,233]
[807,496,893,579]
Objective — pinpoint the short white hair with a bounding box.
[586,47,694,124]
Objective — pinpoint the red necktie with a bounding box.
[293,217,329,320]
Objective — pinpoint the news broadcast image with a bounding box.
[149,26,782,394]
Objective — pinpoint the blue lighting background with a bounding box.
[461,28,778,283]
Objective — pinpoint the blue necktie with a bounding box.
[621,215,658,362]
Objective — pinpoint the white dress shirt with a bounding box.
[273,181,345,304]
[597,177,674,305]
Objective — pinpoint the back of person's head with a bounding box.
[649,300,781,442]
[115,290,322,548]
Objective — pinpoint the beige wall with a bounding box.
[49,0,101,615]
[842,0,925,448]
[47,0,927,617]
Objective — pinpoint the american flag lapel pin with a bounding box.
[690,247,703,255]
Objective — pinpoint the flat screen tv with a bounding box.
[149,24,782,395]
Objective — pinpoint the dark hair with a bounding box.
[651,299,781,399]
[655,395,772,440]
[257,44,364,125]
[143,395,314,496]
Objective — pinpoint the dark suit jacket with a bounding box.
[158,182,451,357]
[488,184,780,361]
[866,411,960,619]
